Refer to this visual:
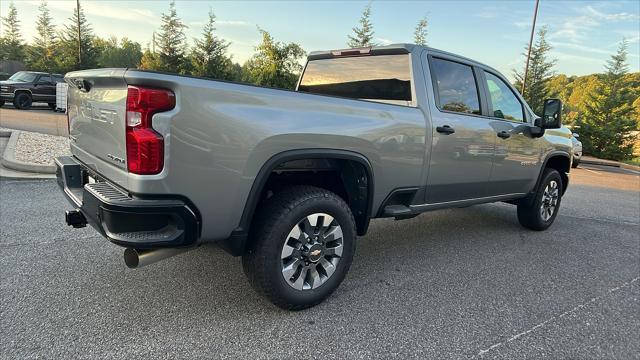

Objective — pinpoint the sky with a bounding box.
[1,0,639,79]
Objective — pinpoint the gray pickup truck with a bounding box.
[56,44,572,309]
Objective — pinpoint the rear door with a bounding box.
[423,56,495,204]
[479,70,540,195]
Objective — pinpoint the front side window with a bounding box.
[430,58,480,115]
[298,54,412,106]
[484,72,524,122]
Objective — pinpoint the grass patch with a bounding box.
[623,157,640,166]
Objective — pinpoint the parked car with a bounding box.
[571,133,582,168]
[56,44,573,309]
[0,71,65,110]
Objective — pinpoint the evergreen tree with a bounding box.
[513,26,556,115]
[243,28,305,89]
[190,10,232,79]
[57,3,97,72]
[154,1,189,74]
[26,1,58,72]
[347,3,376,48]
[576,40,638,161]
[0,2,25,61]
[414,17,428,46]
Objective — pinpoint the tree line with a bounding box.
[513,27,639,161]
[1,1,637,160]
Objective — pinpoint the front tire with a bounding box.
[517,168,563,231]
[242,186,356,310]
[14,92,32,110]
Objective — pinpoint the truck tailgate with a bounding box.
[65,69,128,175]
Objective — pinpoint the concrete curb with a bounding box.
[0,129,12,137]
[1,130,57,174]
[582,157,640,172]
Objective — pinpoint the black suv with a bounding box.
[0,71,65,110]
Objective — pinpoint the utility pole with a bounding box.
[76,0,82,66]
[522,0,540,96]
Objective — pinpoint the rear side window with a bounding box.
[484,72,524,122]
[298,54,412,106]
[430,58,481,115]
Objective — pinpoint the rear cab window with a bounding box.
[298,54,413,106]
[429,57,481,115]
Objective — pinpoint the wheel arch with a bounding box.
[538,152,571,195]
[219,149,374,256]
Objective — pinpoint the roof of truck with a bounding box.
[308,43,501,75]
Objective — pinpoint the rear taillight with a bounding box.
[125,86,175,175]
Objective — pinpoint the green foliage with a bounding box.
[94,36,142,68]
[57,3,97,73]
[189,10,232,80]
[0,2,25,61]
[243,28,305,89]
[26,1,58,72]
[575,40,638,161]
[153,1,189,74]
[513,26,556,115]
[414,17,428,46]
[347,3,376,48]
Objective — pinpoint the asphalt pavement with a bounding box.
[1,167,638,359]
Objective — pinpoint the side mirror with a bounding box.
[572,133,580,138]
[540,98,562,129]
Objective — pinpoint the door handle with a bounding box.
[497,131,511,139]
[436,125,455,135]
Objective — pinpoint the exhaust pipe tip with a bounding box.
[123,248,141,269]
[124,247,194,269]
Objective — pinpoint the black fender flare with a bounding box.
[534,151,571,195]
[221,149,375,256]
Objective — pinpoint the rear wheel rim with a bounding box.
[281,213,344,291]
[540,180,559,221]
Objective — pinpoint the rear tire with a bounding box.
[517,168,563,231]
[14,92,32,110]
[48,103,56,110]
[242,186,356,310]
[0,100,4,107]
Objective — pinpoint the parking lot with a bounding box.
[0,164,638,359]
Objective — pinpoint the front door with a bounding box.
[480,70,541,196]
[424,57,495,204]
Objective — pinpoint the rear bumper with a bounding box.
[55,156,200,248]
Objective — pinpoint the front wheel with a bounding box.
[517,168,563,231]
[242,186,356,310]
[13,92,32,110]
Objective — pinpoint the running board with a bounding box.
[382,205,418,220]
